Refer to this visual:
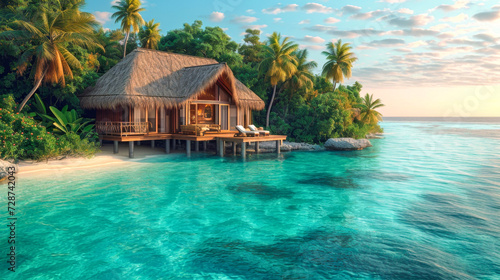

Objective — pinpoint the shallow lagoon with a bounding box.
[2,121,500,279]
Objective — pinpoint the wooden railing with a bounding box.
[95,121,149,136]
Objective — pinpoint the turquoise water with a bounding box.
[2,121,500,279]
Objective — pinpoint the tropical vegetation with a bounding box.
[0,0,383,161]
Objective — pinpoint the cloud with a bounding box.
[473,33,498,43]
[324,17,340,24]
[388,14,434,28]
[244,24,268,31]
[246,9,255,14]
[350,9,391,20]
[231,16,257,24]
[432,0,469,12]
[262,4,298,14]
[367,38,406,47]
[274,18,282,23]
[303,35,325,43]
[110,0,119,5]
[302,3,334,14]
[299,44,324,50]
[441,13,468,23]
[341,5,362,14]
[398,8,414,15]
[472,10,500,22]
[446,38,487,47]
[299,19,311,24]
[209,12,225,22]
[93,11,111,24]
[305,25,385,38]
[384,28,440,37]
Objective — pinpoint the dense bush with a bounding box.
[0,95,99,161]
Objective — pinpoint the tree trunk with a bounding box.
[18,69,46,112]
[265,84,277,129]
[332,80,337,92]
[123,30,130,58]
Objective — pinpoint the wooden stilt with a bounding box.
[241,143,246,159]
[203,141,207,151]
[129,141,134,158]
[232,142,236,155]
[195,141,199,152]
[172,139,176,150]
[113,141,119,154]
[151,140,155,148]
[256,142,259,154]
[186,140,191,157]
[276,140,281,155]
[165,139,170,154]
[99,139,103,146]
[219,140,224,157]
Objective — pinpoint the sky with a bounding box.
[84,0,500,117]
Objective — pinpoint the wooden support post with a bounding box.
[165,139,170,154]
[216,139,219,153]
[113,141,119,154]
[172,139,176,150]
[203,141,207,151]
[256,142,260,154]
[276,140,281,155]
[241,142,246,159]
[129,141,134,158]
[99,139,103,146]
[151,140,155,148]
[219,140,225,157]
[232,142,236,155]
[186,140,191,157]
[195,141,199,152]
[137,141,141,146]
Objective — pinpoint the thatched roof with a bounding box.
[80,48,264,110]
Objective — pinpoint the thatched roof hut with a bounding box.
[80,48,264,110]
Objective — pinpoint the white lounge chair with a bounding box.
[235,125,259,137]
[248,125,270,136]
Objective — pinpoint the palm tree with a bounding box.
[112,0,145,58]
[358,94,384,124]
[321,39,357,91]
[138,19,161,49]
[283,49,317,116]
[258,32,298,128]
[0,3,103,112]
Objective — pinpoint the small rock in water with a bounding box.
[324,138,372,151]
[0,160,18,182]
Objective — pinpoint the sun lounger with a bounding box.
[248,125,270,136]
[235,125,259,137]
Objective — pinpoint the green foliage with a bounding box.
[0,94,99,160]
[139,19,161,49]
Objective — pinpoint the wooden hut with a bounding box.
[80,48,264,140]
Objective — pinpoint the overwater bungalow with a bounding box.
[80,48,286,158]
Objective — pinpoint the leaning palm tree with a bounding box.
[112,0,145,58]
[0,3,103,112]
[321,39,357,90]
[358,94,385,124]
[283,49,317,116]
[258,32,298,128]
[138,19,161,49]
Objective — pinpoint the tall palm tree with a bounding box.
[112,0,145,58]
[258,32,298,128]
[0,3,103,112]
[283,49,317,116]
[321,39,357,91]
[138,19,161,49]
[358,94,384,124]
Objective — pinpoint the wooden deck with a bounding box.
[100,132,287,159]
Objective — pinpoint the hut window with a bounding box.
[204,106,212,119]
